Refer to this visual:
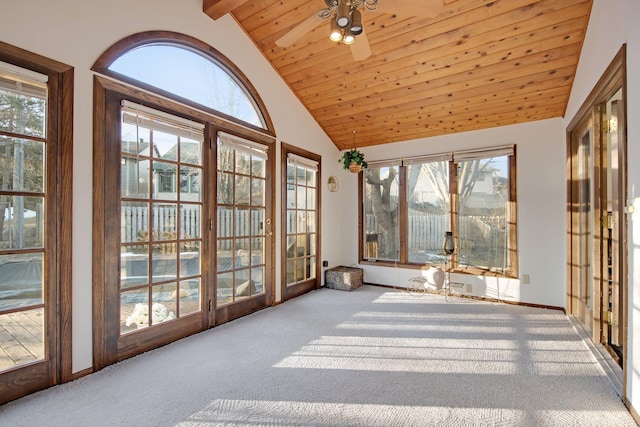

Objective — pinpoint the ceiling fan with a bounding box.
[275,0,444,61]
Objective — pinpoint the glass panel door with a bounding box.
[568,115,595,334]
[216,133,268,306]
[0,68,47,372]
[602,89,625,364]
[283,149,319,300]
[119,104,204,334]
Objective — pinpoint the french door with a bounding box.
[599,92,625,363]
[0,48,73,404]
[214,131,273,324]
[281,144,321,300]
[567,46,627,370]
[94,81,274,367]
[568,115,595,332]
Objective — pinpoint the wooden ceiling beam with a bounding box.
[203,0,250,20]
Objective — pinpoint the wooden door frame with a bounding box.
[566,44,627,381]
[211,127,276,325]
[0,42,74,403]
[280,142,322,301]
[93,77,276,368]
[567,114,596,335]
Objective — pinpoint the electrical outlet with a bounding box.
[522,274,530,284]
[322,260,328,267]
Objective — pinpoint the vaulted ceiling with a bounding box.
[203,0,593,150]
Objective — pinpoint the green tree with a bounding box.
[365,167,398,259]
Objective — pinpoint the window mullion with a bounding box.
[449,160,459,269]
[399,165,408,264]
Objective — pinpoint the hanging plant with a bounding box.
[339,148,368,173]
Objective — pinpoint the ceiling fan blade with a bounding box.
[351,29,371,61]
[376,0,444,18]
[275,13,325,48]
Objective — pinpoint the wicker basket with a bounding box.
[348,162,362,173]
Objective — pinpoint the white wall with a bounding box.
[338,118,567,308]
[563,0,640,413]
[1,0,345,373]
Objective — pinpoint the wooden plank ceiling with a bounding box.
[204,0,593,150]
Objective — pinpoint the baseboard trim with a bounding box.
[624,397,640,426]
[69,367,93,381]
[568,315,624,396]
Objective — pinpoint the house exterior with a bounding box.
[1,0,639,419]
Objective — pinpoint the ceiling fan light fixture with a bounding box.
[350,9,363,35]
[336,1,351,28]
[329,18,343,42]
[342,30,356,45]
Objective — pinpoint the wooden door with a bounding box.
[214,131,274,324]
[568,115,596,335]
[0,52,72,404]
[281,144,321,300]
[600,94,626,364]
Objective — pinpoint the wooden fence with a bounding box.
[121,205,266,250]
[366,212,504,251]
[121,206,503,257]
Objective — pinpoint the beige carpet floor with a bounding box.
[0,285,636,426]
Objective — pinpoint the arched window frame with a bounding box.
[92,31,275,137]
[92,31,277,370]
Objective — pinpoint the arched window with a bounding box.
[93,31,273,134]
[92,32,275,369]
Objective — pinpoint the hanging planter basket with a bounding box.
[339,148,368,173]
[348,162,362,173]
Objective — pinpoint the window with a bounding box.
[361,146,517,277]
[405,154,451,264]
[93,32,276,368]
[109,44,265,128]
[363,162,400,261]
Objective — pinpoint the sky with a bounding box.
[109,45,262,127]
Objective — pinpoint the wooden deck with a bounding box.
[0,309,44,372]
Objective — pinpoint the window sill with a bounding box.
[359,259,518,279]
